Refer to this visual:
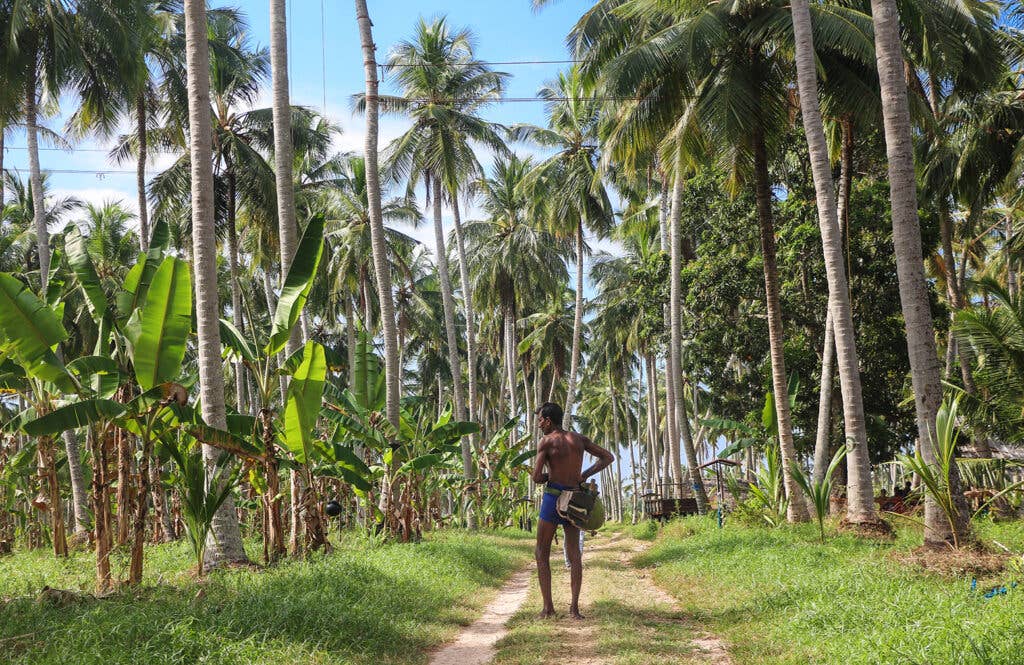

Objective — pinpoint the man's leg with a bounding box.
[564,523,584,619]
[535,518,556,618]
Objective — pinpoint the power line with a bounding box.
[3,145,112,153]
[381,59,584,68]
[1,166,135,176]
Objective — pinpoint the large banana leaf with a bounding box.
[219,319,256,363]
[131,257,192,391]
[284,341,327,464]
[352,326,383,412]
[22,399,126,436]
[115,219,170,322]
[0,273,71,388]
[267,216,324,355]
[67,355,123,399]
[64,225,108,321]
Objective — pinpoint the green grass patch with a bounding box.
[0,529,533,665]
[637,517,1024,664]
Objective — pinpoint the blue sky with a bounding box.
[4,0,601,252]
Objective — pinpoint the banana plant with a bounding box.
[217,215,328,557]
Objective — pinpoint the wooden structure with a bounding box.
[641,492,699,521]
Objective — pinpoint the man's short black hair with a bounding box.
[536,402,563,427]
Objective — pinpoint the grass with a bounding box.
[636,516,1024,664]
[0,529,533,665]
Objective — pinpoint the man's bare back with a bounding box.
[530,402,614,620]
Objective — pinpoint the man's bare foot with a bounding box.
[538,608,556,619]
[569,607,585,620]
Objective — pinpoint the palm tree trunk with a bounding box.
[63,430,90,536]
[790,0,879,526]
[226,165,247,414]
[1,125,5,212]
[25,47,49,292]
[432,176,467,425]
[269,0,302,360]
[564,224,585,427]
[752,128,809,523]
[452,196,477,528]
[451,198,478,414]
[869,0,970,546]
[356,0,402,433]
[644,353,661,493]
[428,174,471,524]
[136,95,150,252]
[1007,215,1017,299]
[184,0,249,566]
[812,311,835,486]
[668,163,709,512]
[658,177,680,498]
[345,296,358,389]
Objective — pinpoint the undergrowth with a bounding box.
[0,529,533,665]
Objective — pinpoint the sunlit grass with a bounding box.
[0,529,533,665]
[638,516,1024,664]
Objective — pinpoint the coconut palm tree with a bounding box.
[182,0,248,566]
[789,0,881,527]
[568,0,878,520]
[355,6,403,542]
[512,67,614,427]
[269,0,303,363]
[464,155,570,443]
[868,0,971,546]
[361,18,509,524]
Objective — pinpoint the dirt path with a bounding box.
[428,567,533,665]
[431,531,730,665]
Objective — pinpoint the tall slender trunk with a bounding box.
[356,0,401,431]
[226,165,247,413]
[136,95,150,252]
[63,430,90,535]
[628,412,641,523]
[790,0,879,525]
[432,176,466,421]
[269,0,303,360]
[1,125,5,212]
[25,48,49,292]
[1007,215,1017,299]
[504,307,519,438]
[658,180,679,497]
[812,311,835,486]
[451,197,478,527]
[752,128,809,522]
[644,353,661,493]
[450,202,475,384]
[668,162,708,511]
[564,224,585,426]
[869,0,969,546]
[184,0,249,566]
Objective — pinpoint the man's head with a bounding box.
[536,402,563,435]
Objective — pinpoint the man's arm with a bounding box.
[580,437,614,482]
[531,437,550,484]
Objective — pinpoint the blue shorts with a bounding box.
[539,482,573,526]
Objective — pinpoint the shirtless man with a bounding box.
[531,402,615,619]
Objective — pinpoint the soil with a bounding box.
[432,531,731,664]
[428,567,533,665]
